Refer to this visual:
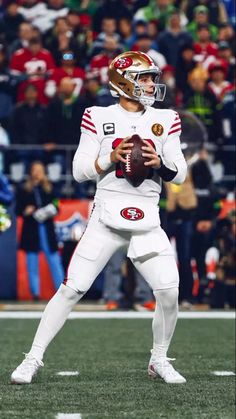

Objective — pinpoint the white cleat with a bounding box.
[11,353,44,384]
[148,351,186,384]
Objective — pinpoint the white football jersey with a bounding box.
[73,104,187,200]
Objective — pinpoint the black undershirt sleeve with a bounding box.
[156,155,178,182]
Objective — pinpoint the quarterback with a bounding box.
[11,51,187,384]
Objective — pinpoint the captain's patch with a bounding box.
[103,123,115,135]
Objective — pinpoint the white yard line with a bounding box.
[56,415,82,419]
[0,311,235,319]
[57,371,79,376]
[212,371,235,376]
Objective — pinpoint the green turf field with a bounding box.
[0,318,235,419]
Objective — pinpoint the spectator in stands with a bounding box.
[15,160,64,300]
[220,82,235,187]
[217,22,235,51]
[220,0,235,27]
[44,76,88,189]
[119,19,149,52]
[10,82,46,145]
[134,0,187,31]
[147,19,159,49]
[175,43,196,104]
[44,77,87,149]
[184,0,229,28]
[44,16,80,66]
[187,5,218,42]
[89,35,123,85]
[66,9,93,66]
[184,67,222,143]
[0,1,25,45]
[118,17,135,50]
[0,43,21,130]
[8,21,34,55]
[82,70,117,108]
[17,0,47,27]
[19,0,68,34]
[158,64,176,107]
[132,33,167,69]
[217,40,235,82]
[221,80,235,146]
[45,49,85,100]
[10,32,56,104]
[193,24,218,70]
[165,169,198,308]
[9,83,46,173]
[93,0,131,32]
[89,16,123,58]
[82,71,101,107]
[157,8,193,67]
[191,148,216,296]
[209,210,236,309]
[207,59,233,102]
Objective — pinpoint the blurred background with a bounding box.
[0,0,235,311]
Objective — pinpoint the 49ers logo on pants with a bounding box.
[120,207,144,221]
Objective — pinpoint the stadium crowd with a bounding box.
[0,0,235,309]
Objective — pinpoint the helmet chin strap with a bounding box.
[139,96,155,106]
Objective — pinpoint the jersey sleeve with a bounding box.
[167,111,182,138]
[160,111,187,184]
[80,108,98,138]
[73,109,100,182]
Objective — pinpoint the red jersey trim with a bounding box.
[168,127,181,135]
[81,124,97,134]
[82,117,95,127]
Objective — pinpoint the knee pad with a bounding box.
[153,287,178,311]
[59,284,84,305]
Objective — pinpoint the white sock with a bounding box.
[152,287,179,361]
[28,284,83,361]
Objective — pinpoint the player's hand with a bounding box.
[110,136,133,164]
[141,140,161,168]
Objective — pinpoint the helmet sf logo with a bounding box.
[152,123,164,136]
[120,207,144,221]
[114,57,133,69]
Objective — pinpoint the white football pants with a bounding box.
[65,205,179,293]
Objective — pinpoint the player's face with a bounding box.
[138,74,155,96]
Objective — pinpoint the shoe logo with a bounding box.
[120,207,144,221]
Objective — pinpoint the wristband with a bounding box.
[97,154,113,171]
[157,155,178,182]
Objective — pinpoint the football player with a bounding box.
[11,51,187,384]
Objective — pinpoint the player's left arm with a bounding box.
[158,132,187,184]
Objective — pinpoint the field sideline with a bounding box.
[0,318,235,419]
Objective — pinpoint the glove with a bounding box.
[33,203,57,223]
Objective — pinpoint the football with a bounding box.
[120,134,150,187]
